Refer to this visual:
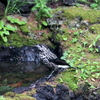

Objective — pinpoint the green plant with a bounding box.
[90,3,98,9]
[7,16,27,25]
[61,46,100,80]
[61,51,69,61]
[0,86,13,95]
[83,41,88,47]
[73,29,84,36]
[4,0,27,17]
[72,38,78,43]
[31,0,52,21]
[37,21,48,30]
[0,96,6,100]
[90,0,100,9]
[78,0,100,9]
[0,20,17,42]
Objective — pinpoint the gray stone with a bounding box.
[63,0,77,5]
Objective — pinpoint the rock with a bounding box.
[63,0,77,5]
[95,40,100,53]
[18,0,34,13]
[12,87,31,94]
[47,0,63,9]
[33,84,71,100]
[35,85,54,100]
[56,84,71,100]
[47,10,66,26]
[11,84,100,100]
[47,10,67,33]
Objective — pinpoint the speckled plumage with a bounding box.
[0,44,70,70]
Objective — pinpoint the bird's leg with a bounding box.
[46,69,56,80]
[41,58,76,80]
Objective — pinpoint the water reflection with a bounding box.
[0,61,50,88]
[0,61,44,73]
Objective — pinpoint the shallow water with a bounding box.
[0,61,42,73]
[0,61,50,94]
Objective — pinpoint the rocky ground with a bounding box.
[0,0,100,100]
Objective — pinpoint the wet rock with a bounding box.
[32,84,100,100]
[18,0,34,14]
[69,90,75,98]
[95,40,100,53]
[35,85,54,100]
[12,87,31,94]
[63,0,77,6]
[56,84,71,100]
[33,84,71,100]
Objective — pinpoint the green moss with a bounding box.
[0,33,44,47]
[31,27,38,31]
[4,92,36,100]
[8,33,37,47]
[20,25,30,33]
[27,89,36,96]
[89,24,100,34]
[4,92,15,97]
[56,70,78,91]
[53,6,100,23]
[55,28,69,41]
[51,6,100,91]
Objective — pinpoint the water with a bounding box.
[0,61,50,94]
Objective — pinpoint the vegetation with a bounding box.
[31,0,52,29]
[4,92,36,100]
[0,86,13,95]
[0,20,17,42]
[0,96,6,100]
[0,0,100,96]
[7,16,27,25]
[4,0,27,17]
[78,0,100,9]
[31,0,52,21]
[49,6,100,90]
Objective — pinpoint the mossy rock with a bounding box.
[0,32,52,47]
[20,25,30,34]
[55,27,69,41]
[52,6,100,23]
[27,89,36,96]
[4,92,36,100]
[89,24,100,34]
[55,70,78,91]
